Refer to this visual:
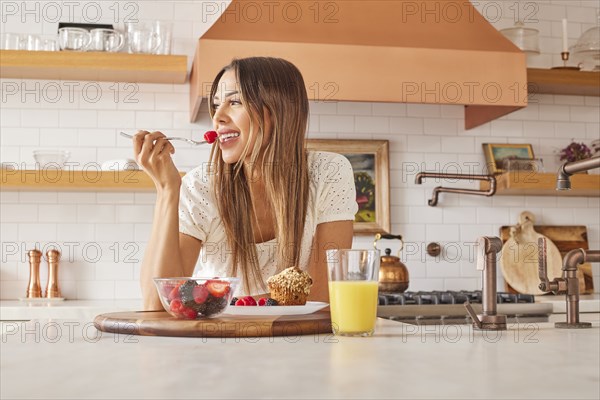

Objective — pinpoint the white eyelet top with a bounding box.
[178,151,358,296]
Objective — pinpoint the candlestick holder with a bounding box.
[552,51,581,70]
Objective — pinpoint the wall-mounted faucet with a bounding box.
[556,156,600,191]
[464,237,507,331]
[415,172,496,206]
[538,238,599,329]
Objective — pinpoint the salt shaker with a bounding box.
[26,249,42,298]
[45,249,61,298]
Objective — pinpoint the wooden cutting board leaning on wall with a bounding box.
[499,214,593,295]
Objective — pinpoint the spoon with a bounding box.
[119,131,217,146]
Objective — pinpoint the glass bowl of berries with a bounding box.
[154,277,239,319]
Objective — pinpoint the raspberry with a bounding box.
[243,296,257,306]
[258,297,267,306]
[168,284,181,301]
[235,298,246,306]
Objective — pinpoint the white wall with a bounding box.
[1,0,599,299]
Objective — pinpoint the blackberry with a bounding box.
[265,298,278,306]
[178,280,197,308]
[230,297,239,306]
[202,296,228,316]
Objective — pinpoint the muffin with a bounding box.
[267,267,313,305]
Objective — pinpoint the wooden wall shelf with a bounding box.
[0,50,187,84]
[0,169,185,192]
[527,68,600,97]
[480,172,600,196]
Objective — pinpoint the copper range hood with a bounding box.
[190,0,527,129]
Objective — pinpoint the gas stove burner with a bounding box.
[378,290,535,306]
[377,290,550,325]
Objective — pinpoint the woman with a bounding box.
[134,57,358,310]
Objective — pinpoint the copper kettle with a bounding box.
[374,233,409,293]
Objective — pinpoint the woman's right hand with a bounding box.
[132,130,181,192]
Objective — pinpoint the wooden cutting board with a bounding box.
[500,223,594,295]
[94,310,333,338]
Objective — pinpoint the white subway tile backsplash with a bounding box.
[407,135,441,153]
[571,106,600,123]
[373,103,406,117]
[355,116,389,134]
[115,205,154,223]
[19,192,57,204]
[77,205,116,224]
[407,104,441,118]
[57,224,95,242]
[424,118,458,135]
[95,263,134,281]
[76,281,115,300]
[38,205,78,223]
[319,115,354,133]
[21,109,59,127]
[97,111,136,128]
[337,102,372,116]
[539,105,571,121]
[390,117,424,135]
[524,121,555,137]
[555,122,587,139]
[39,128,78,147]
[96,224,134,242]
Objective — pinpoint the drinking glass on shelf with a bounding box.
[326,249,381,337]
[152,20,172,55]
[21,34,42,51]
[128,28,161,54]
[58,27,91,51]
[1,33,21,50]
[88,29,124,52]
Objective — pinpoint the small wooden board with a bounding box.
[94,310,333,338]
[500,225,594,294]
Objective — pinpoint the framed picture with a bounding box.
[306,139,390,235]
[482,143,535,174]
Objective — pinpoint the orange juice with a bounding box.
[328,281,379,335]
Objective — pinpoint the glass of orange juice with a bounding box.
[326,249,380,337]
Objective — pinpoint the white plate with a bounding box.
[223,301,328,316]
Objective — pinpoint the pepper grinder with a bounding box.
[45,249,61,298]
[26,249,42,298]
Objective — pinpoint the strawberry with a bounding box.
[169,298,183,313]
[181,306,198,319]
[206,280,230,298]
[243,296,257,306]
[193,284,209,304]
[168,284,181,301]
[258,297,267,306]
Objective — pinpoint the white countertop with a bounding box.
[0,300,142,320]
[1,295,598,321]
[1,317,599,400]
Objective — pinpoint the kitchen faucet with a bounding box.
[556,156,600,190]
[464,237,507,331]
[414,172,496,206]
[538,238,599,329]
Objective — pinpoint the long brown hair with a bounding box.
[208,57,310,294]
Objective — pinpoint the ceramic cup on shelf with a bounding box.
[58,27,91,51]
[88,29,125,52]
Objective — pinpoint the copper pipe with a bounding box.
[562,249,599,326]
[538,238,596,329]
[556,156,600,191]
[26,249,42,298]
[45,249,61,298]
[415,172,496,206]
